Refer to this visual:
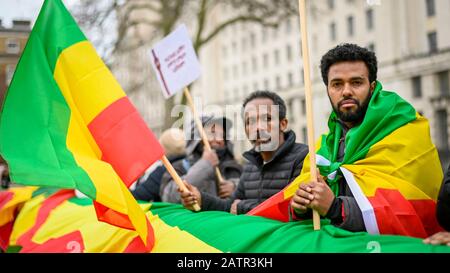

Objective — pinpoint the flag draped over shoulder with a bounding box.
[2,187,450,253]
[0,0,165,248]
[249,82,444,238]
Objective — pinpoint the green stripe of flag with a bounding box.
[150,202,450,253]
[33,0,86,72]
[0,0,95,197]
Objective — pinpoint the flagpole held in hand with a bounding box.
[298,0,321,230]
[183,87,226,191]
[161,155,201,211]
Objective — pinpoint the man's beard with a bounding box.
[331,91,372,124]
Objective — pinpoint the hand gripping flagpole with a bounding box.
[161,155,201,211]
[298,0,321,230]
[183,87,226,193]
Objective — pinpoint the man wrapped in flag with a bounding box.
[249,43,444,238]
[0,0,165,250]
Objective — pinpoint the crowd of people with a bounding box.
[1,43,449,247]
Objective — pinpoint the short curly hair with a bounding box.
[320,43,378,86]
[242,90,287,120]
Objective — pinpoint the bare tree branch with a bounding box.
[73,0,299,130]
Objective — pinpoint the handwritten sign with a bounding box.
[150,24,201,98]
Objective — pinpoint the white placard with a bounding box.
[150,24,201,98]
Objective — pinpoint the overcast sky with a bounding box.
[0,0,43,27]
[0,0,78,28]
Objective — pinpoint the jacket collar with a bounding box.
[243,130,296,168]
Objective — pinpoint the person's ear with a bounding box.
[280,118,288,132]
[370,81,376,94]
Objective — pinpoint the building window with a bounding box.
[285,18,292,34]
[233,65,238,78]
[286,44,292,61]
[436,109,449,151]
[328,0,335,10]
[438,71,450,96]
[301,68,305,84]
[412,76,422,98]
[301,98,306,115]
[276,76,281,89]
[5,64,16,86]
[428,32,438,53]
[347,16,354,37]
[366,9,374,30]
[252,57,257,72]
[330,22,337,41]
[264,79,270,90]
[274,49,280,65]
[426,0,436,17]
[242,61,248,75]
[288,72,294,87]
[253,82,259,91]
[234,88,239,101]
[223,68,229,81]
[368,43,375,52]
[250,32,256,48]
[242,37,247,52]
[5,38,20,54]
[262,28,267,43]
[289,99,295,122]
[299,39,303,56]
[263,53,269,67]
[232,41,237,53]
[222,46,228,57]
[302,126,308,143]
[273,26,278,38]
[243,85,249,96]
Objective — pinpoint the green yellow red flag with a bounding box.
[0,0,165,248]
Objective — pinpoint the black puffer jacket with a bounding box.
[201,130,308,214]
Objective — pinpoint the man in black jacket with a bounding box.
[424,164,450,246]
[181,91,308,214]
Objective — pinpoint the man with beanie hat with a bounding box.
[160,116,243,203]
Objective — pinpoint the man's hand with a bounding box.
[202,150,219,167]
[179,181,201,211]
[291,170,335,216]
[423,232,450,246]
[291,183,314,215]
[219,180,235,198]
[230,199,241,214]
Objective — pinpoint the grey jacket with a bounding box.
[200,130,309,214]
[160,116,242,203]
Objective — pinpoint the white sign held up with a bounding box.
[150,24,201,98]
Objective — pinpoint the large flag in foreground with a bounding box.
[249,82,443,238]
[0,187,449,253]
[0,0,164,247]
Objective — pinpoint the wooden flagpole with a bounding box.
[298,0,321,230]
[161,155,201,211]
[183,87,225,192]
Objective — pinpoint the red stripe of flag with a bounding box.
[88,97,165,187]
[247,190,290,222]
[369,188,444,238]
